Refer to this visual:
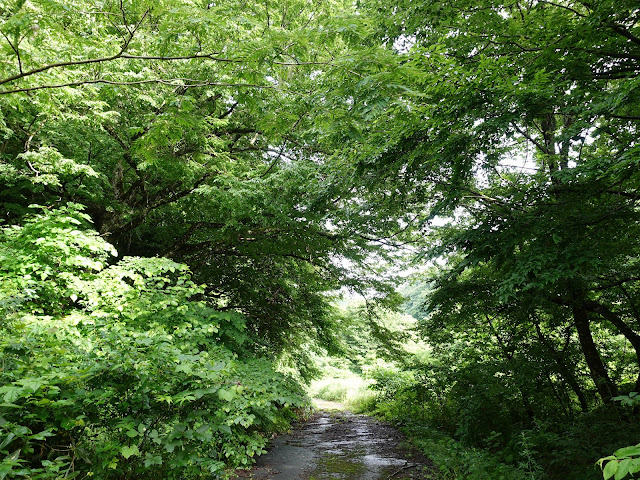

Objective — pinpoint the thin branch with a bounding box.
[260,142,287,178]
[386,463,418,479]
[0,9,149,86]
[220,101,239,119]
[0,78,273,95]
[604,114,640,121]
[272,60,334,66]
[538,0,587,17]
[119,0,132,35]
[511,122,548,153]
[0,31,23,75]
[594,276,640,290]
[264,0,271,31]
[610,24,640,46]
[120,53,242,62]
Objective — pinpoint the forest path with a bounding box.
[234,403,436,479]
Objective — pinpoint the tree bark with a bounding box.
[572,303,619,402]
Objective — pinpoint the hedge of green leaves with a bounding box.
[0,205,308,479]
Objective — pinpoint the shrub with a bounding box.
[0,206,309,479]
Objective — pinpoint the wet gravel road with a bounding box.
[235,408,435,480]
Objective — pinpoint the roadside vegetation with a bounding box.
[312,294,640,480]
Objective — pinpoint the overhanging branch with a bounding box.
[0,78,273,95]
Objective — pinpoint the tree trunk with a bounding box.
[572,303,619,402]
[585,300,640,392]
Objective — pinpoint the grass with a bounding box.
[308,374,377,413]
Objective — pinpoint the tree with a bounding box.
[351,0,640,403]
[0,0,401,357]
[0,204,309,478]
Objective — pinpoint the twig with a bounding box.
[387,462,418,479]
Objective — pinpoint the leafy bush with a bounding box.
[313,381,350,403]
[0,205,309,479]
[346,390,377,414]
[598,444,640,480]
[365,364,530,480]
[364,356,640,480]
[406,425,529,480]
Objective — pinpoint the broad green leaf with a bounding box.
[218,389,236,402]
[0,433,15,451]
[604,460,619,480]
[614,446,640,458]
[615,459,631,480]
[120,445,140,459]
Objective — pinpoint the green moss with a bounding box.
[309,450,367,479]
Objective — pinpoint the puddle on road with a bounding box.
[237,410,434,480]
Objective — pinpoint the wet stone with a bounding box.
[234,410,436,480]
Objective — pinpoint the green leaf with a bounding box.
[629,459,640,474]
[218,388,236,402]
[604,460,619,480]
[615,459,631,480]
[0,433,15,451]
[614,446,640,458]
[144,454,162,467]
[120,445,140,459]
[0,387,22,404]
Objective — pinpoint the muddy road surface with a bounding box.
[235,406,436,479]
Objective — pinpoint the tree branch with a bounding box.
[511,122,548,153]
[538,1,587,17]
[0,78,273,95]
[0,9,149,86]
[609,24,640,46]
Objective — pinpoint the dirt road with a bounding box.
[235,405,436,479]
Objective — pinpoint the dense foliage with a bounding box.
[0,205,309,478]
[0,0,401,358]
[0,0,376,477]
[340,1,640,479]
[2,0,639,479]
